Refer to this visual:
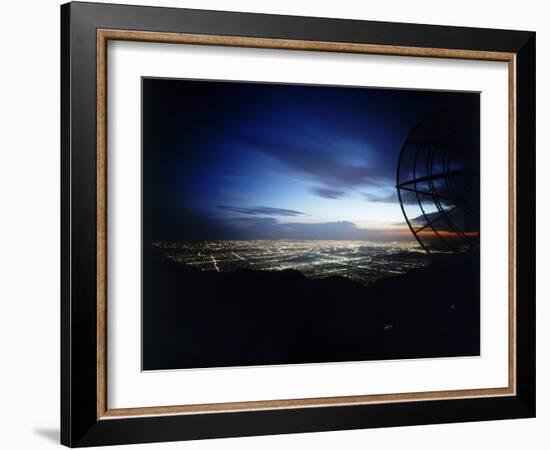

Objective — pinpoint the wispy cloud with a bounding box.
[216,205,307,217]
[311,187,346,199]
[363,191,398,203]
[236,132,391,196]
[363,189,420,205]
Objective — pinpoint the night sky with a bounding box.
[142,78,479,242]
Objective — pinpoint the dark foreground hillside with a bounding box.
[142,247,480,370]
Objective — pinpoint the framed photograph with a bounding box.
[61,2,536,447]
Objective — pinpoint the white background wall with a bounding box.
[0,0,546,448]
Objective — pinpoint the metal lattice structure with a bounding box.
[396,112,480,254]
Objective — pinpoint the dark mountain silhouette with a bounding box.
[142,247,480,370]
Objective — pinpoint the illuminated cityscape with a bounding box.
[141,79,482,370]
[152,240,430,287]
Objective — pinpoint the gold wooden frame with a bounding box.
[96,29,517,420]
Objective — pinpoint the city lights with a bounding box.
[152,240,430,287]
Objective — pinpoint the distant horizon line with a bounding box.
[151,238,419,243]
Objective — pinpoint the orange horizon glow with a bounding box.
[371,227,480,240]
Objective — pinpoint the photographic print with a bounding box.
[62,7,535,444]
[142,78,480,371]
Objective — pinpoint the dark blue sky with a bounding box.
[142,78,479,241]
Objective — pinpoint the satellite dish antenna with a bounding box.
[396,111,480,254]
